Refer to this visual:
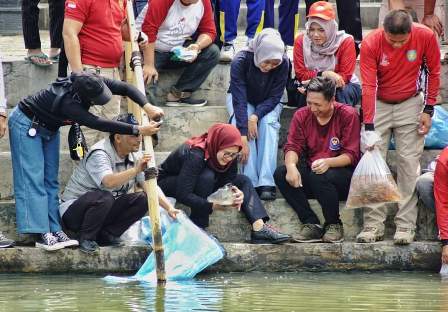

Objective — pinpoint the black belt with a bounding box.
[18,103,58,132]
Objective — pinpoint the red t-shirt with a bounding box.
[65,0,126,68]
[284,102,361,166]
[293,34,357,84]
[360,23,440,124]
[435,147,448,240]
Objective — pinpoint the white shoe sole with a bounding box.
[35,242,65,251]
[165,101,207,107]
[59,240,79,248]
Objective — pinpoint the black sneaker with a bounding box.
[0,232,15,248]
[257,186,276,201]
[53,231,79,248]
[294,224,324,243]
[165,97,207,107]
[251,224,291,244]
[98,231,123,247]
[79,240,100,254]
[35,233,64,251]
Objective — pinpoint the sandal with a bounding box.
[24,53,53,67]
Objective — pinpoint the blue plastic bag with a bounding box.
[105,211,225,283]
[425,106,448,149]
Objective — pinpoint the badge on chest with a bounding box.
[329,137,341,151]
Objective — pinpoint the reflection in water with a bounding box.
[1,272,448,311]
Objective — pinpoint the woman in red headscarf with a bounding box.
[158,123,290,244]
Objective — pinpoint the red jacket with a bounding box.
[435,147,448,242]
[284,103,361,166]
[360,23,440,125]
[142,0,216,44]
[293,34,357,84]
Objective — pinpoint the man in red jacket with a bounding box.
[357,10,440,245]
[435,147,448,263]
[274,77,360,243]
[141,0,220,107]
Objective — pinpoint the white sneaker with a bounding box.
[35,233,64,251]
[53,231,79,248]
[220,43,235,63]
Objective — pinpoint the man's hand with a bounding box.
[323,71,345,88]
[422,14,443,37]
[231,186,244,211]
[418,112,432,135]
[135,155,152,173]
[248,115,258,140]
[143,64,158,84]
[442,245,448,264]
[144,104,164,121]
[240,136,250,164]
[138,120,162,136]
[286,164,302,188]
[311,158,330,175]
[185,43,200,63]
[0,116,6,138]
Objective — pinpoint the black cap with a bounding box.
[71,72,112,106]
[113,113,139,126]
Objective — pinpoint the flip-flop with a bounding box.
[49,53,60,63]
[24,53,53,67]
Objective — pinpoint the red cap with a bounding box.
[307,1,336,21]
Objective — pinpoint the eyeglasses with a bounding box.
[222,151,240,160]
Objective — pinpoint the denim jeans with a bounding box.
[226,93,282,188]
[8,107,61,234]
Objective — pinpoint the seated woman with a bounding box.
[157,123,290,244]
[8,72,163,251]
[292,1,361,108]
[226,28,289,201]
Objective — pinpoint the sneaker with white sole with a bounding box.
[219,43,235,63]
[394,227,415,245]
[356,227,384,243]
[165,97,207,107]
[35,233,64,251]
[53,231,79,248]
[0,232,15,248]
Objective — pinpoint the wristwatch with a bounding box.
[423,105,435,117]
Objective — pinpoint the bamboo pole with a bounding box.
[125,0,166,283]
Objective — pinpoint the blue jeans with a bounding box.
[8,107,61,234]
[226,94,281,188]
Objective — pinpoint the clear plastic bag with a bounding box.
[346,148,402,209]
[170,46,198,62]
[207,183,234,206]
[440,263,448,277]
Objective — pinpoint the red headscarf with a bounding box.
[186,123,242,172]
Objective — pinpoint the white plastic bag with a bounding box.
[346,147,401,209]
[207,183,234,206]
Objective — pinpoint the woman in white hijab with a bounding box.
[226,28,289,201]
[292,1,361,108]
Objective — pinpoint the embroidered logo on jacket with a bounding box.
[406,50,417,62]
[329,137,341,151]
[380,53,389,66]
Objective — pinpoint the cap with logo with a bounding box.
[112,113,140,136]
[71,72,113,106]
[307,1,336,21]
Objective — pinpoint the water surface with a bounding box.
[0,272,447,311]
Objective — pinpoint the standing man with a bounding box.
[264,0,300,47]
[357,10,440,245]
[63,0,160,146]
[0,55,15,248]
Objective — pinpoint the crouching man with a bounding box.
[60,113,180,254]
[274,77,361,243]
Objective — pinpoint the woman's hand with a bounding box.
[138,120,162,136]
[248,114,258,140]
[240,136,250,164]
[323,71,345,88]
[231,186,244,211]
[167,207,182,219]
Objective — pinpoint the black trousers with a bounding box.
[62,191,148,241]
[305,0,362,49]
[274,165,353,226]
[22,0,65,49]
[158,168,269,228]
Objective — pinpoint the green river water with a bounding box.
[0,271,446,311]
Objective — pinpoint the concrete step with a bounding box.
[0,188,438,244]
[0,241,439,273]
[0,7,22,36]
